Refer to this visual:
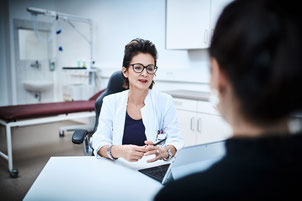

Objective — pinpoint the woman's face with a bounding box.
[123,52,155,90]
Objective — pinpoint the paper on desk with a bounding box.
[116,154,170,171]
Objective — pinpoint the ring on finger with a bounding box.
[156,150,160,155]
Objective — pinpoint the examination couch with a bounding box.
[0,87,105,177]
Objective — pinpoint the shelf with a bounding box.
[62,67,87,70]
[62,67,97,72]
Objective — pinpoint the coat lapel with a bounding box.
[141,90,158,143]
[112,90,128,145]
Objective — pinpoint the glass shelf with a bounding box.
[62,67,97,72]
[62,67,87,70]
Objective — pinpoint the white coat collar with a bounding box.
[113,89,157,144]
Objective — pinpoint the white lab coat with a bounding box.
[92,89,183,157]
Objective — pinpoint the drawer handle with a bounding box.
[197,118,202,133]
[190,117,195,131]
[204,29,208,44]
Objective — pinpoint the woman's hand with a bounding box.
[111,145,146,162]
[144,140,169,163]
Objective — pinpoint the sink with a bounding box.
[23,80,53,92]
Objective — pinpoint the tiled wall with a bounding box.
[14,19,55,104]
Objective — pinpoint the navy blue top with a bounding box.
[122,112,147,146]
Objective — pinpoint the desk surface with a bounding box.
[24,156,168,201]
[164,90,210,101]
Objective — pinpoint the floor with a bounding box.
[0,121,85,201]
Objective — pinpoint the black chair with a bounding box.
[72,71,126,155]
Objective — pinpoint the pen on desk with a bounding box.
[154,137,167,146]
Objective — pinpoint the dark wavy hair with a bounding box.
[209,0,302,124]
[122,38,158,89]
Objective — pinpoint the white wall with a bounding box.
[2,0,211,106]
[53,0,210,81]
[0,0,11,106]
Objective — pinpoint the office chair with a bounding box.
[72,71,126,155]
[58,89,105,137]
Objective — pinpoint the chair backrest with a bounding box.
[93,71,126,132]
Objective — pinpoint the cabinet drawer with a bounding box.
[173,98,198,112]
[197,101,220,115]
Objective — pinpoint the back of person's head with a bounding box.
[209,0,302,124]
[122,38,158,89]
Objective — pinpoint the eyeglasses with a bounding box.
[129,63,158,74]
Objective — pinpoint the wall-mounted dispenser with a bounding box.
[49,59,55,71]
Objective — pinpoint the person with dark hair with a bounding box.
[92,38,183,162]
[155,0,302,200]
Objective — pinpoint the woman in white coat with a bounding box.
[92,38,183,162]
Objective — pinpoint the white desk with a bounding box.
[24,156,169,201]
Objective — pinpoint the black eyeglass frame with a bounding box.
[129,63,158,74]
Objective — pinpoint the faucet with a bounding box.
[30,60,41,68]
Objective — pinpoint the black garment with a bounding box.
[122,112,146,146]
[155,133,302,201]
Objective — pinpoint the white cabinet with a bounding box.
[210,0,232,39]
[174,98,232,146]
[176,110,197,146]
[166,0,210,49]
[195,113,231,144]
[166,0,232,49]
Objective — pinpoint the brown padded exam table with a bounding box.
[0,90,104,178]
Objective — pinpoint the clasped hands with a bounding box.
[115,141,169,162]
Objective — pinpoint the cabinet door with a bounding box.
[210,0,232,37]
[175,110,197,147]
[196,113,232,144]
[166,0,210,49]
